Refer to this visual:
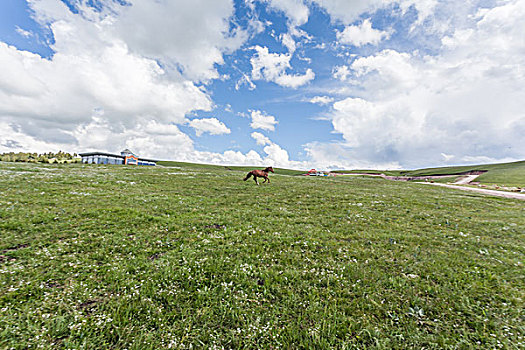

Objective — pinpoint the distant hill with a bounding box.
[158,159,524,186]
[335,160,525,187]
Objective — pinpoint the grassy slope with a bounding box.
[157,160,305,176]
[404,161,525,187]
[335,161,525,187]
[0,162,524,349]
[331,169,404,176]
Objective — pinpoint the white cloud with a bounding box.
[280,33,296,53]
[0,117,197,160]
[250,131,306,168]
[255,0,437,30]
[249,110,278,131]
[188,118,231,137]
[262,143,291,166]
[310,0,387,24]
[251,131,272,145]
[235,73,256,90]
[112,0,246,82]
[250,45,315,88]
[318,0,525,168]
[0,39,211,129]
[274,67,315,88]
[350,49,420,93]
[311,0,436,25]
[0,121,71,154]
[398,0,438,29]
[0,117,292,168]
[261,0,436,29]
[15,27,33,38]
[309,96,334,105]
[304,141,402,170]
[332,65,351,82]
[260,0,309,26]
[3,0,524,170]
[460,155,518,164]
[337,19,391,47]
[0,0,248,162]
[441,153,455,162]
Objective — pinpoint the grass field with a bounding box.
[334,161,525,188]
[1,162,524,349]
[157,161,305,177]
[401,161,525,187]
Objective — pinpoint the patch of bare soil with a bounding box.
[419,182,525,200]
[335,170,487,184]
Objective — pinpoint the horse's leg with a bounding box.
[253,176,259,185]
[262,177,267,183]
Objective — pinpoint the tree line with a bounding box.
[0,151,80,163]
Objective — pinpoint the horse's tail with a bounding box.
[243,172,252,181]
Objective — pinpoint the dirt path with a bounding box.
[419,182,525,200]
[453,174,480,184]
[336,172,524,200]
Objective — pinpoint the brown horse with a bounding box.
[243,166,274,185]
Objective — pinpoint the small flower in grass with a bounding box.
[408,306,425,318]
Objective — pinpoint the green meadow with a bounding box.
[0,162,523,349]
[334,160,525,188]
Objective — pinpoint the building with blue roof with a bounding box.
[79,149,157,166]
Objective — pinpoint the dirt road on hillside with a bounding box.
[419,182,525,200]
[336,172,524,200]
[453,174,480,184]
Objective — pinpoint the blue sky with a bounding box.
[0,0,524,169]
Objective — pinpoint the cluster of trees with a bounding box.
[0,151,80,164]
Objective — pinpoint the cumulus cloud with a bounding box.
[235,73,257,91]
[250,45,315,88]
[332,65,351,82]
[398,0,438,29]
[304,141,402,170]
[311,0,436,26]
[280,33,297,53]
[1,117,280,168]
[180,149,265,166]
[250,131,306,168]
[0,0,248,164]
[315,0,525,168]
[0,38,211,131]
[337,19,391,47]
[256,0,437,29]
[3,0,523,170]
[251,131,272,145]
[249,110,278,131]
[309,96,334,105]
[188,118,231,137]
[113,0,247,82]
[260,0,310,26]
[15,27,33,38]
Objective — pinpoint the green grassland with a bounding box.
[401,161,525,187]
[334,161,525,187]
[157,161,305,176]
[330,170,404,176]
[0,162,524,349]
